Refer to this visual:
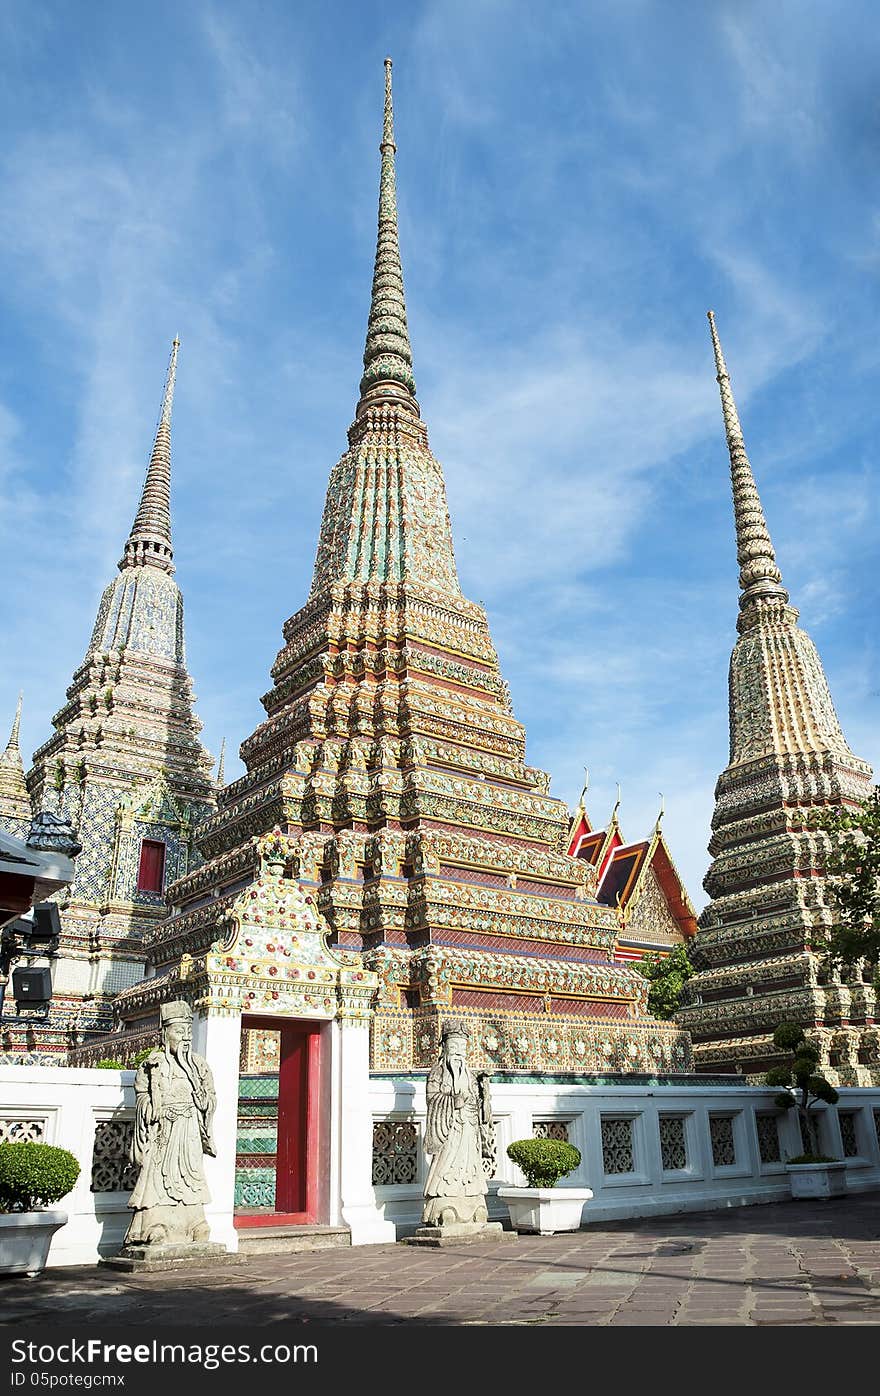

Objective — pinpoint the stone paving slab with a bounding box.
[1,1193,878,1328]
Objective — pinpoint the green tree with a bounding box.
[636,943,694,1020]
[765,1024,839,1159]
[819,786,880,976]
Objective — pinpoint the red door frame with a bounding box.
[235,1017,322,1229]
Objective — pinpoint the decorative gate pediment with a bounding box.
[190,829,378,1021]
[117,770,189,830]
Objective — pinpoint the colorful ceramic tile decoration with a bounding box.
[675,315,879,1086]
[93,61,691,1075]
[0,340,216,1061]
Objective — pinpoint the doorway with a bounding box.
[234,1017,322,1227]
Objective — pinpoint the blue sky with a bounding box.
[1,1,878,911]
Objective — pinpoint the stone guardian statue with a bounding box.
[121,1000,218,1257]
[413,1020,507,1243]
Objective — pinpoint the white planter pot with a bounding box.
[785,1162,847,1200]
[497,1187,593,1235]
[0,1210,68,1276]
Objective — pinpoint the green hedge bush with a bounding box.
[506,1138,581,1188]
[0,1142,80,1212]
[94,1048,153,1070]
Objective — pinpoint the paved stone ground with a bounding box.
[3,1193,880,1327]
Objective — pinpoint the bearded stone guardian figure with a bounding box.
[418,1021,503,1239]
[123,1000,217,1250]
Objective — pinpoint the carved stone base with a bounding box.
[403,1222,515,1248]
[124,1203,211,1249]
[421,1194,489,1228]
[101,1242,238,1273]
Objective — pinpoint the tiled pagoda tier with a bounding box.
[0,341,216,1062]
[110,61,691,1079]
[677,313,878,1086]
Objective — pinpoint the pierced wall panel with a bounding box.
[91,1120,139,1192]
[756,1113,781,1164]
[838,1112,859,1159]
[709,1115,736,1167]
[372,1120,419,1185]
[659,1115,687,1171]
[0,1119,46,1144]
[532,1120,570,1142]
[601,1116,635,1174]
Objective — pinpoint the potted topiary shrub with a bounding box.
[764,1024,846,1200]
[0,1141,80,1276]
[497,1138,592,1234]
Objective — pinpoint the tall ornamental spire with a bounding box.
[0,693,32,837]
[215,737,226,787]
[707,312,788,626]
[1,692,23,770]
[678,315,876,1084]
[120,338,179,574]
[356,58,418,419]
[310,59,461,597]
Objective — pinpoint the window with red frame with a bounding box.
[137,839,166,894]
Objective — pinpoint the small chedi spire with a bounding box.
[0,692,32,838]
[120,338,179,574]
[356,58,418,419]
[1,692,24,770]
[707,312,788,626]
[215,737,226,787]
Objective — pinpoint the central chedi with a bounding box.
[113,61,690,1077]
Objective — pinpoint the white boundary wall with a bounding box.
[0,1067,135,1267]
[2,1067,879,1266]
[367,1076,880,1235]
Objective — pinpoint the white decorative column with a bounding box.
[329,1017,396,1244]
[192,1008,242,1253]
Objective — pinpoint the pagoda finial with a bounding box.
[356,58,419,420]
[0,692,24,771]
[707,312,788,624]
[216,737,226,787]
[120,338,179,574]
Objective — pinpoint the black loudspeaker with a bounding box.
[29,902,62,950]
[11,966,52,1004]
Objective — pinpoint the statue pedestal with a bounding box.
[403,1222,516,1248]
[101,1242,241,1273]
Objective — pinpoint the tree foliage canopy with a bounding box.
[635,942,694,1020]
[819,786,880,972]
[765,1024,838,1160]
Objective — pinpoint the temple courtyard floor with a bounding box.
[4,1193,880,1328]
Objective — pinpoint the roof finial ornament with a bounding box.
[356,59,418,420]
[120,338,179,575]
[707,311,788,628]
[654,793,665,832]
[611,783,621,823]
[577,766,589,811]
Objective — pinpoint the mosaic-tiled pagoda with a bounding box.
[676,313,878,1085]
[0,341,216,1062]
[0,695,32,841]
[111,60,690,1079]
